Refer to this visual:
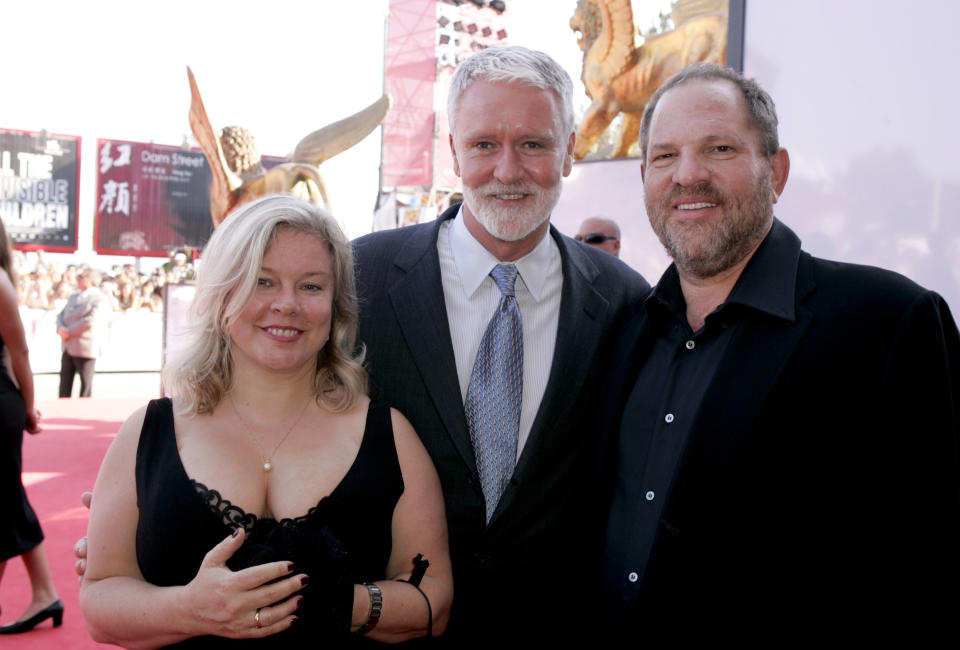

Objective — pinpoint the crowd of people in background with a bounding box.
[11,249,197,314]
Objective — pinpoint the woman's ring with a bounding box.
[254,608,263,629]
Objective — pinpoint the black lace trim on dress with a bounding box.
[191,479,325,533]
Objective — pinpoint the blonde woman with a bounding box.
[81,195,451,647]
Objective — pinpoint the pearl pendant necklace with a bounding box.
[229,394,313,473]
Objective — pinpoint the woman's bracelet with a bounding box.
[356,582,382,635]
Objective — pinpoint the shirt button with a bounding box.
[664,413,674,423]
[628,572,638,583]
[685,340,695,350]
[645,491,655,501]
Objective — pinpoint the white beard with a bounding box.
[462,180,562,242]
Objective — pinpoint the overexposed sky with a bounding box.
[4,0,670,268]
[5,0,392,257]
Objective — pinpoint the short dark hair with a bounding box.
[639,62,780,163]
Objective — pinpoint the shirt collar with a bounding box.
[449,205,557,301]
[725,218,801,320]
[647,218,802,323]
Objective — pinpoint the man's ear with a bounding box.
[770,148,790,203]
[563,131,575,177]
[450,133,461,177]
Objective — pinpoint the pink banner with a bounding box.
[382,0,438,189]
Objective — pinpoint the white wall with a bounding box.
[21,307,162,374]
[744,0,960,311]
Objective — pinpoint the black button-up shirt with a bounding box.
[603,219,802,616]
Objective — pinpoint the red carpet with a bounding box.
[2,397,143,649]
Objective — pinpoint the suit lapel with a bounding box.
[604,302,659,433]
[387,208,478,476]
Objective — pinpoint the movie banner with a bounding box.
[95,139,214,256]
[0,128,81,252]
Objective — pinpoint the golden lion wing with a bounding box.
[672,0,729,28]
[186,66,241,226]
[598,0,637,80]
[291,94,392,166]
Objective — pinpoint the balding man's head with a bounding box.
[575,217,621,257]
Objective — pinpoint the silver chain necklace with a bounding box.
[228,394,313,472]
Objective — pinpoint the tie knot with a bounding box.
[490,264,518,297]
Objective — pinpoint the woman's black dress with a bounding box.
[134,398,405,648]
[0,335,44,562]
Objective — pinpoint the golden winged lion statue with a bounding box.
[187,67,392,227]
[571,0,728,160]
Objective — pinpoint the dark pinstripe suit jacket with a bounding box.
[353,205,649,642]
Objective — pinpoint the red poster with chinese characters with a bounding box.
[94,139,214,256]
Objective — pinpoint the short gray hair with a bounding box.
[447,46,575,136]
[639,62,780,163]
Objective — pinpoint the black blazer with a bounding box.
[353,205,649,641]
[600,238,960,639]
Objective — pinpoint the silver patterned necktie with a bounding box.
[466,263,523,523]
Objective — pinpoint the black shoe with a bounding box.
[0,599,63,634]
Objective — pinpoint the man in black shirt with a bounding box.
[600,63,960,639]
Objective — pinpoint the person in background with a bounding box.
[22,271,51,310]
[164,248,196,284]
[575,216,621,257]
[0,219,62,635]
[139,279,163,313]
[56,269,110,397]
[50,280,74,312]
[116,278,141,312]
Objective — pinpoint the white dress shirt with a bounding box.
[437,209,563,455]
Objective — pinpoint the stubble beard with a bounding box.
[463,180,562,242]
[647,172,775,279]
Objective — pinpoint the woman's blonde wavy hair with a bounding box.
[163,194,366,415]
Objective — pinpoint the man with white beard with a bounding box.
[353,46,649,643]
